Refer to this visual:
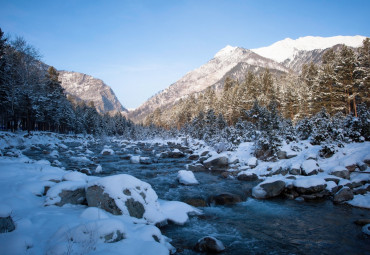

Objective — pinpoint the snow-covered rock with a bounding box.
[333,187,354,204]
[194,236,225,253]
[85,174,165,223]
[301,160,320,176]
[0,205,15,233]
[247,157,258,168]
[95,164,103,173]
[101,148,114,155]
[330,166,350,179]
[252,180,286,199]
[177,170,199,185]
[45,181,87,206]
[362,224,370,235]
[203,155,229,170]
[140,157,152,164]
[293,177,327,194]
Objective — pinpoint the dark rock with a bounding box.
[188,154,199,160]
[187,163,207,172]
[55,188,87,206]
[184,198,208,207]
[0,216,15,233]
[345,181,363,189]
[333,187,354,204]
[86,185,122,215]
[194,236,225,253]
[295,184,327,195]
[289,167,301,175]
[168,151,185,158]
[237,173,259,181]
[139,157,152,164]
[78,168,91,175]
[200,151,210,157]
[358,162,368,171]
[253,180,286,199]
[330,168,350,179]
[345,164,357,172]
[277,151,287,160]
[354,219,370,226]
[198,156,209,163]
[104,230,125,243]
[203,156,229,171]
[120,155,131,160]
[208,193,242,205]
[354,188,367,195]
[125,198,145,219]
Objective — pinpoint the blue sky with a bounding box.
[1,0,369,109]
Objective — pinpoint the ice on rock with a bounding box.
[177,170,199,185]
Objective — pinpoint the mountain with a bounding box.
[128,35,367,124]
[128,46,289,123]
[252,35,366,63]
[58,71,126,114]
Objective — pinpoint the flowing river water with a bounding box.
[23,140,370,255]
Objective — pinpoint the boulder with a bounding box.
[194,236,225,253]
[45,181,87,206]
[184,198,207,207]
[362,224,370,235]
[85,174,164,223]
[293,178,327,195]
[237,172,259,181]
[200,151,210,157]
[168,149,185,158]
[101,148,114,155]
[252,180,286,199]
[333,187,354,204]
[301,160,320,176]
[187,163,207,172]
[208,193,242,205]
[358,162,368,171]
[188,154,199,160]
[330,166,350,179]
[203,156,229,171]
[277,151,287,160]
[345,164,357,172]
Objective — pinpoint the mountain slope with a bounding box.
[58,71,126,114]
[128,46,289,123]
[252,35,366,63]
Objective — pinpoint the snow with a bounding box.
[95,164,103,173]
[293,176,326,188]
[0,204,12,217]
[130,155,141,164]
[63,171,89,182]
[301,159,320,175]
[252,35,366,62]
[177,170,199,185]
[347,194,370,209]
[159,200,202,225]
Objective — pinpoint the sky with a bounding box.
[1,0,370,109]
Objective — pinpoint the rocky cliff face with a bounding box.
[58,71,126,114]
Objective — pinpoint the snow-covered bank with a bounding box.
[0,132,201,255]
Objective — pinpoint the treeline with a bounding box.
[0,28,169,139]
[145,38,369,128]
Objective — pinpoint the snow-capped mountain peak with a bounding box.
[214,45,239,58]
[252,35,366,62]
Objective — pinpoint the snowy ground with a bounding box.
[0,132,200,255]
